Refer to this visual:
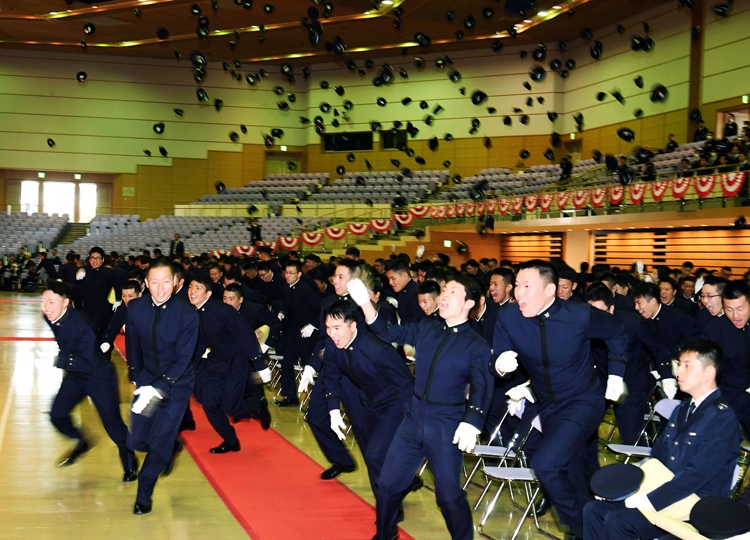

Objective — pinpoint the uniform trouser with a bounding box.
[614,372,652,445]
[531,392,605,531]
[583,500,663,540]
[482,377,518,441]
[375,397,472,540]
[360,399,405,495]
[196,359,249,445]
[498,400,542,461]
[50,362,134,473]
[83,303,113,341]
[129,371,195,506]
[280,331,318,398]
[307,372,366,466]
[721,386,750,440]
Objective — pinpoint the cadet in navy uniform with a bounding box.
[633,282,700,400]
[77,246,122,339]
[702,280,750,436]
[696,275,727,329]
[297,259,367,480]
[583,339,741,540]
[42,281,137,481]
[349,274,492,540]
[385,259,424,324]
[586,283,674,445]
[469,281,499,346]
[100,280,142,355]
[493,260,628,539]
[188,274,271,452]
[320,299,414,497]
[417,280,443,320]
[126,260,199,515]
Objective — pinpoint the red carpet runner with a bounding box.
[114,335,413,540]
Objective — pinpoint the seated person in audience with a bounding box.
[694,120,708,142]
[736,152,750,171]
[716,154,734,173]
[665,134,679,153]
[678,158,694,178]
[692,156,710,174]
[583,339,741,540]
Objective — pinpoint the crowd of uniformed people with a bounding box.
[38,241,750,539]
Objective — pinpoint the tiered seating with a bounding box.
[0,212,68,256]
[652,141,708,175]
[88,214,140,235]
[199,173,330,204]
[443,168,560,199]
[307,170,447,205]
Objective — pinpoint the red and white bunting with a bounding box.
[629,183,646,205]
[671,177,691,199]
[393,213,415,227]
[557,191,571,210]
[590,188,607,208]
[446,204,456,218]
[210,249,232,258]
[498,199,510,215]
[650,180,668,202]
[234,245,257,257]
[348,222,370,236]
[409,205,430,218]
[540,192,554,212]
[370,218,392,233]
[256,241,278,253]
[524,195,538,212]
[456,203,465,217]
[485,199,497,214]
[721,172,746,197]
[511,197,524,214]
[694,175,716,198]
[475,201,485,215]
[609,185,624,205]
[430,205,442,220]
[466,202,476,216]
[325,227,347,241]
[572,189,589,209]
[278,236,300,250]
[301,232,324,246]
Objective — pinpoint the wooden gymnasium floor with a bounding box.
[0,292,566,540]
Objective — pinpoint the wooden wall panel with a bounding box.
[500,233,563,264]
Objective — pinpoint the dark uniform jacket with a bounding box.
[703,316,750,394]
[79,265,121,308]
[645,304,700,360]
[470,301,499,351]
[45,308,106,373]
[238,301,282,348]
[397,279,425,325]
[696,308,720,330]
[102,302,128,347]
[38,258,58,280]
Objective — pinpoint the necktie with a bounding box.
[685,401,696,422]
[152,303,163,375]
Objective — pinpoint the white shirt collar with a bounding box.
[289,277,300,287]
[692,387,719,410]
[51,307,68,325]
[343,329,358,349]
[651,304,662,319]
[475,304,487,321]
[153,295,171,307]
[195,297,210,310]
[446,318,468,328]
[536,297,556,316]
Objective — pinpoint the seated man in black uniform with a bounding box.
[42,281,137,481]
[583,339,741,540]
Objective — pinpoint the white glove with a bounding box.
[507,397,526,417]
[505,380,535,403]
[257,368,271,383]
[416,245,425,258]
[452,422,481,453]
[605,375,625,401]
[260,342,270,354]
[386,296,399,308]
[329,409,347,441]
[112,300,122,312]
[495,351,519,374]
[131,385,163,415]
[100,342,111,353]
[635,260,644,274]
[300,324,316,338]
[347,278,370,307]
[624,493,655,512]
[650,370,661,380]
[277,312,285,321]
[661,378,678,399]
[297,365,316,393]
[76,269,86,280]
[202,347,211,359]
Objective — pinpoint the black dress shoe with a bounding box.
[210,440,241,454]
[258,397,272,430]
[534,495,551,517]
[161,438,183,477]
[133,502,152,515]
[274,396,300,407]
[407,475,424,493]
[58,438,90,467]
[179,420,196,432]
[321,462,356,480]
[371,530,399,540]
[123,469,138,482]
[397,504,405,523]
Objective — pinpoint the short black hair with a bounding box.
[224,282,243,296]
[122,280,141,294]
[448,274,481,303]
[490,267,515,286]
[385,259,410,275]
[417,280,441,297]
[336,258,360,273]
[225,266,242,282]
[425,266,449,284]
[595,271,616,289]
[285,259,303,273]
[557,264,577,282]
[723,280,750,301]
[89,246,104,257]
[702,275,727,294]
[682,261,694,269]
[345,247,360,258]
[585,282,614,309]
[191,272,213,289]
[304,254,321,263]
[171,262,184,281]
[46,280,71,299]
[632,282,660,303]
[614,274,631,290]
[147,258,174,276]
[518,259,559,287]
[678,339,723,382]
[324,298,359,324]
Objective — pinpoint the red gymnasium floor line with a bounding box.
[0,299,42,302]
[0,336,55,341]
[113,336,413,540]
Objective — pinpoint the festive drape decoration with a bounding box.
[694,175,716,198]
[629,183,646,205]
[721,172,746,197]
[393,213,415,227]
[325,227,347,240]
[557,191,570,210]
[540,192,554,212]
[498,199,510,215]
[511,197,524,214]
[430,205,443,220]
[572,190,589,209]
[277,237,300,250]
[347,223,370,235]
[234,245,257,257]
[256,241,278,252]
[609,185,624,205]
[456,203,465,217]
[409,205,430,218]
[650,180,668,202]
[524,195,538,212]
[446,204,456,218]
[301,232,324,246]
[475,201,485,215]
[590,187,607,208]
[671,177,691,199]
[465,202,476,216]
[485,199,497,214]
[370,218,392,232]
[210,249,233,257]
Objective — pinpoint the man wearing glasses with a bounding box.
[696,276,727,329]
[76,246,121,340]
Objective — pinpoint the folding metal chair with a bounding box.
[608,398,680,463]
